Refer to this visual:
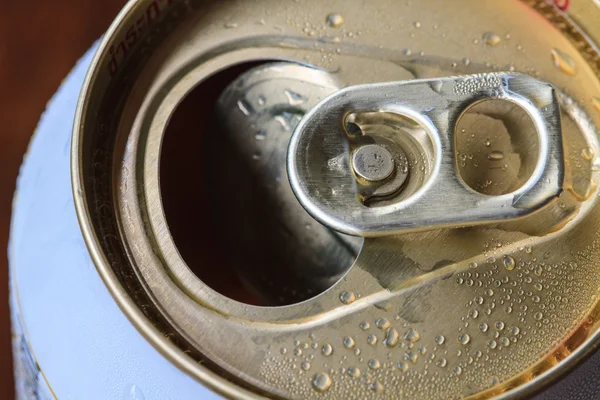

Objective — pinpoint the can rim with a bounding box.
[70,1,600,398]
[70,1,266,399]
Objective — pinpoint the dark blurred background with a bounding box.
[0,1,125,396]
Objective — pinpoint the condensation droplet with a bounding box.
[370,380,384,393]
[340,291,356,304]
[458,333,471,345]
[480,323,489,332]
[321,343,333,356]
[582,147,595,161]
[343,336,355,349]
[360,321,370,330]
[503,255,516,271]
[367,335,378,346]
[435,335,446,345]
[384,327,400,348]
[302,361,311,371]
[347,367,361,378]
[535,265,544,276]
[326,13,344,28]
[397,361,409,372]
[534,312,544,320]
[551,48,577,76]
[488,340,498,349]
[126,384,145,400]
[376,318,390,330]
[488,151,505,161]
[483,31,501,46]
[368,359,381,369]
[436,358,447,368]
[312,373,332,392]
[496,321,505,330]
[404,328,420,342]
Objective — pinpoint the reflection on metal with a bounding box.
[289,73,564,237]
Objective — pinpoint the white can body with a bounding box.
[9,44,222,400]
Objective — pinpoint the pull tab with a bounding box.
[287,73,564,237]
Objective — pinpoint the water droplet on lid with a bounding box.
[374,300,392,311]
[534,283,543,291]
[312,373,332,392]
[582,147,595,161]
[534,312,544,320]
[525,246,532,254]
[551,48,577,76]
[302,361,311,371]
[404,328,420,342]
[483,31,501,46]
[458,333,471,345]
[414,21,421,28]
[224,22,238,29]
[454,366,463,375]
[488,151,504,161]
[370,380,384,393]
[340,291,356,304]
[343,337,355,348]
[496,321,505,330]
[367,335,378,346]
[535,265,544,276]
[397,361,409,372]
[294,348,303,356]
[384,327,400,347]
[280,347,287,354]
[360,321,370,330]
[322,343,334,356]
[511,326,520,335]
[347,367,361,378]
[503,255,516,271]
[488,340,498,349]
[469,310,479,318]
[326,13,344,28]
[500,337,511,347]
[436,358,447,368]
[463,58,471,66]
[475,296,484,305]
[368,359,381,369]
[435,335,445,345]
[376,318,390,329]
[469,262,478,269]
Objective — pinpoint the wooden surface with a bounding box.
[0,1,125,396]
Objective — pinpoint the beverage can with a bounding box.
[10,0,600,398]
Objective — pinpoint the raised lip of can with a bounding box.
[69,0,600,399]
[70,2,266,399]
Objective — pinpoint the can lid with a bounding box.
[71,1,600,399]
